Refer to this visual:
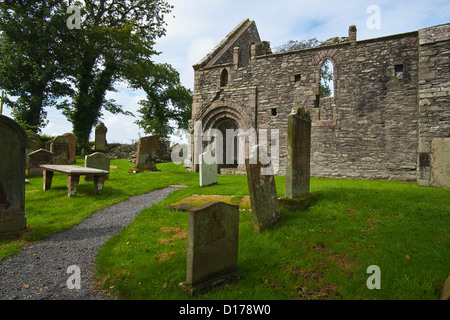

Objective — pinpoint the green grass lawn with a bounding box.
[1,158,449,300]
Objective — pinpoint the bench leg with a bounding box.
[43,170,53,191]
[68,175,80,197]
[93,175,106,194]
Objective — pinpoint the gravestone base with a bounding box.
[179,272,239,297]
[278,193,316,212]
[0,217,27,235]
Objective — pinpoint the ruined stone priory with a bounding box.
[187,19,450,188]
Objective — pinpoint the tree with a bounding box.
[273,38,333,98]
[56,0,173,152]
[131,63,192,138]
[0,1,73,132]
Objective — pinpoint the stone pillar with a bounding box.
[349,25,357,42]
[233,47,239,70]
[285,107,312,198]
[245,145,280,233]
[0,115,28,235]
[179,201,239,296]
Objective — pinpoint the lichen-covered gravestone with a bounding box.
[285,107,311,197]
[199,151,218,187]
[135,134,160,171]
[278,107,315,211]
[0,115,28,235]
[50,135,70,165]
[85,152,110,181]
[179,201,239,296]
[245,145,280,233]
[62,132,77,164]
[27,149,53,177]
[94,122,108,152]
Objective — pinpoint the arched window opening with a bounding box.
[320,59,334,98]
[220,69,229,87]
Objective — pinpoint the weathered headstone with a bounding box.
[199,151,218,187]
[179,201,239,296]
[85,152,110,181]
[50,135,70,165]
[94,122,108,152]
[62,132,77,164]
[431,138,450,188]
[27,149,53,177]
[0,115,28,235]
[245,145,280,233]
[285,107,312,198]
[135,134,160,171]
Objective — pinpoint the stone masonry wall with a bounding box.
[191,21,449,183]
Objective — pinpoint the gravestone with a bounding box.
[95,122,108,152]
[199,151,218,187]
[431,138,450,188]
[179,201,239,296]
[245,145,280,233]
[85,152,110,181]
[27,149,53,177]
[285,107,311,198]
[135,134,160,171]
[50,135,70,165]
[0,115,28,235]
[62,132,77,164]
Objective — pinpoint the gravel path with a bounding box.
[0,186,184,300]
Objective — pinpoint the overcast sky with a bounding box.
[2,0,449,144]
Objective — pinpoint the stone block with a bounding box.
[199,152,218,187]
[179,201,239,296]
[431,138,450,188]
[0,115,28,235]
[27,149,53,177]
[245,145,280,233]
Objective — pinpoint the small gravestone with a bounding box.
[179,201,239,296]
[135,134,159,171]
[62,132,77,164]
[431,138,450,188]
[27,149,53,177]
[199,151,218,187]
[245,145,280,233]
[95,122,108,152]
[85,152,110,181]
[279,107,315,211]
[0,115,28,235]
[50,135,70,165]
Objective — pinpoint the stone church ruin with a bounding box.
[187,19,450,188]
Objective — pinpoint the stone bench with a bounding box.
[40,164,109,197]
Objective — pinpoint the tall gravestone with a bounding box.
[135,134,160,171]
[50,135,70,165]
[285,107,311,197]
[431,138,450,188]
[179,201,239,296]
[85,152,110,181]
[245,145,280,233]
[27,149,53,177]
[62,132,77,164]
[199,151,218,187]
[279,107,315,211]
[95,122,108,152]
[0,115,28,235]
